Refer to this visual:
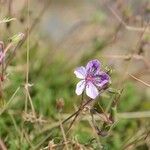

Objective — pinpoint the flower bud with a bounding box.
[10,32,25,43]
[56,98,64,112]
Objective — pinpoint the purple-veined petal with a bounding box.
[75,80,85,95]
[94,72,110,87]
[86,59,101,74]
[99,71,110,79]
[96,80,109,87]
[74,66,86,79]
[86,82,99,99]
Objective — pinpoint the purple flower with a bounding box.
[74,59,110,99]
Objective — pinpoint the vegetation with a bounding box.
[0,0,149,149]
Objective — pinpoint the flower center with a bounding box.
[86,75,93,82]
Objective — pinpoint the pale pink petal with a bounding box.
[86,82,99,99]
[74,66,86,79]
[75,80,85,95]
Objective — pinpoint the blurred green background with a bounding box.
[0,0,150,149]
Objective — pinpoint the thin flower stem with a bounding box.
[58,113,69,150]
[98,103,110,123]
[4,43,13,54]
[61,98,92,125]
[87,118,102,148]
[0,87,20,115]
[25,86,35,115]
[66,92,85,133]
[25,0,30,113]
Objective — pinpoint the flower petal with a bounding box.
[94,72,110,87]
[97,80,109,87]
[86,59,101,74]
[75,80,85,95]
[86,82,99,99]
[74,66,86,79]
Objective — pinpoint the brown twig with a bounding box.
[129,73,150,87]
[59,113,69,150]
[107,5,150,33]
[0,139,7,150]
